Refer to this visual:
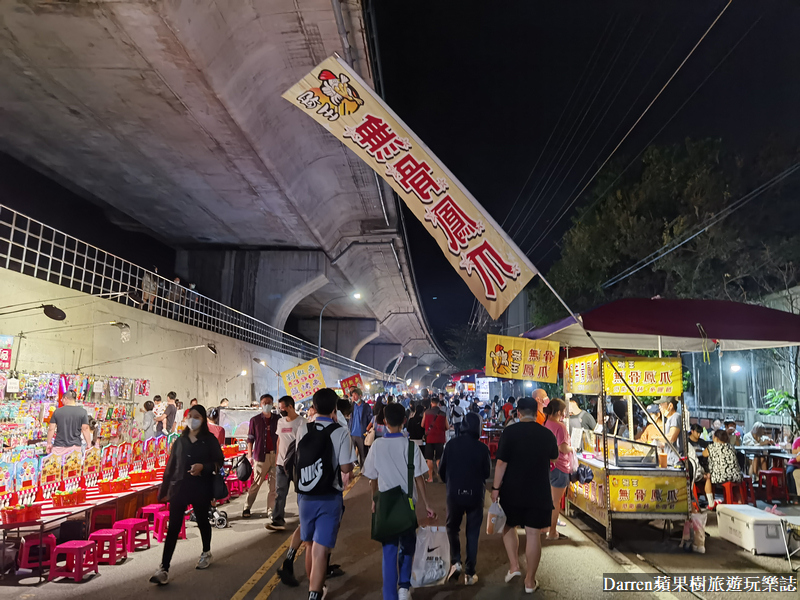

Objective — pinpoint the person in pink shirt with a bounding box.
[787,434,800,496]
[543,398,572,540]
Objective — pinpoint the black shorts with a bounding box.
[500,501,551,530]
[423,443,444,461]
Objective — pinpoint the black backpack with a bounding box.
[296,421,342,495]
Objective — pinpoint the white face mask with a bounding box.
[187,418,201,431]
[262,405,271,414]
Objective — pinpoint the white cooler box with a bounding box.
[716,505,785,555]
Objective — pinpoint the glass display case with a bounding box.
[612,436,658,468]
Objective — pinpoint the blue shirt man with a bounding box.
[349,389,371,466]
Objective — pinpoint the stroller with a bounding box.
[187,464,229,529]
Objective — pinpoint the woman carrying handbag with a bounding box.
[150,404,224,585]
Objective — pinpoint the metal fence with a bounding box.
[0,204,395,382]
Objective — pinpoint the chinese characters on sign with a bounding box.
[609,474,688,513]
[283,56,537,319]
[339,374,364,395]
[281,359,327,404]
[0,335,12,371]
[602,574,797,593]
[485,334,560,383]
[563,353,684,397]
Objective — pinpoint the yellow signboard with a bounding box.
[281,359,326,403]
[603,356,683,397]
[563,354,602,395]
[283,56,536,319]
[564,354,683,397]
[485,334,559,383]
[567,460,608,526]
[608,472,688,514]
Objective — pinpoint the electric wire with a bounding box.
[532,14,762,257]
[506,16,621,238]
[601,162,800,289]
[524,0,733,256]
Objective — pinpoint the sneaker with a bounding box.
[196,551,213,570]
[242,508,251,518]
[266,521,286,531]
[398,588,411,600]
[464,574,478,585]
[149,565,169,585]
[448,561,462,582]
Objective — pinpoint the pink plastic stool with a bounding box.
[88,529,127,565]
[113,518,151,552]
[152,510,189,543]
[226,478,245,498]
[89,506,117,533]
[136,503,166,530]
[18,533,57,570]
[48,540,98,582]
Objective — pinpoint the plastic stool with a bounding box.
[48,540,98,582]
[226,478,245,498]
[113,518,151,552]
[88,529,127,565]
[758,469,790,504]
[741,475,757,505]
[487,440,499,459]
[18,533,57,570]
[152,510,189,543]
[721,480,747,505]
[136,503,166,530]
[89,506,117,533]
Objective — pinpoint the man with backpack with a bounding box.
[295,388,356,600]
[449,396,466,437]
[268,395,305,531]
[440,412,491,585]
[363,402,436,600]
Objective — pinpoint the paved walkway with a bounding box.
[1,473,796,599]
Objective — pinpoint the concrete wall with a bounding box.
[1,269,356,407]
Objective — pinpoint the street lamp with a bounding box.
[226,369,247,384]
[0,304,66,321]
[0,289,142,313]
[253,357,281,376]
[318,292,362,357]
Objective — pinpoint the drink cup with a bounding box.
[658,452,668,468]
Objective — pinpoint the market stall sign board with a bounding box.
[282,359,326,403]
[339,374,364,395]
[564,353,683,397]
[485,334,559,383]
[283,56,536,320]
[609,473,688,514]
[567,459,608,527]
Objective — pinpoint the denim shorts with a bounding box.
[549,467,570,488]
[298,494,344,548]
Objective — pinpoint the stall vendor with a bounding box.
[638,403,664,444]
[657,397,683,467]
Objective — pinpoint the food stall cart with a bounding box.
[523,297,800,547]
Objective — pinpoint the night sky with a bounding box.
[373,0,800,341]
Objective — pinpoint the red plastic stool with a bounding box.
[136,503,166,530]
[487,440,499,459]
[152,510,189,543]
[48,540,98,582]
[89,506,117,533]
[18,533,57,570]
[758,469,790,504]
[88,529,127,565]
[114,518,151,552]
[741,475,757,505]
[720,480,747,505]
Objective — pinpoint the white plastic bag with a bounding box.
[486,501,506,535]
[690,511,708,554]
[410,526,450,587]
[568,450,579,474]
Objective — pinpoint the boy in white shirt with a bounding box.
[363,403,435,600]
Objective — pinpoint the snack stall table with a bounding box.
[1,479,162,583]
[522,297,800,547]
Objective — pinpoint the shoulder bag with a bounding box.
[371,440,418,542]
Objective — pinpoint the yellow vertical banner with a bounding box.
[283,56,537,319]
[563,354,602,395]
[281,359,326,403]
[485,334,559,383]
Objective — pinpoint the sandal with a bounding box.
[545,532,568,540]
[525,579,540,593]
[504,570,522,583]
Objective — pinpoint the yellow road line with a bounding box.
[230,535,294,600]
[251,473,362,600]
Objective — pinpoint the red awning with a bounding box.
[523,298,800,352]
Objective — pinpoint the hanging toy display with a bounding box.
[83,446,101,488]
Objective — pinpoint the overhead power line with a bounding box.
[601,163,800,289]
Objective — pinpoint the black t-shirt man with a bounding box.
[496,421,559,511]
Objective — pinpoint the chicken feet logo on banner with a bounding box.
[284,56,538,319]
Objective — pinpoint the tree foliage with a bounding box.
[443,323,490,371]
[532,137,800,326]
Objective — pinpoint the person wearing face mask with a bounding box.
[243,394,279,519]
[150,404,223,585]
[268,395,305,531]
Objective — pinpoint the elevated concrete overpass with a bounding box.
[0,0,450,375]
